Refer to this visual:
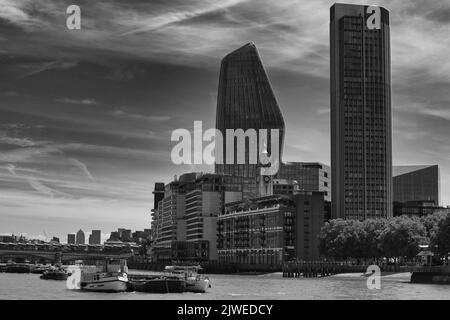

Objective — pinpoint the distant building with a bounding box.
[121,229,132,242]
[0,235,15,243]
[108,231,120,241]
[275,162,331,201]
[51,237,60,243]
[89,230,101,245]
[393,165,440,206]
[330,3,393,219]
[76,229,85,245]
[393,200,450,218]
[67,234,76,244]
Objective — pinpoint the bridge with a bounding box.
[0,249,133,263]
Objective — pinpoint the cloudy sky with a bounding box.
[0,0,449,241]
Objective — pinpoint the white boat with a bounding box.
[80,272,128,292]
[164,266,211,293]
[79,259,129,293]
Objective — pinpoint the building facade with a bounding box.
[393,200,449,218]
[217,193,326,264]
[76,229,85,245]
[151,173,250,262]
[275,162,331,201]
[215,42,285,178]
[393,165,440,206]
[89,230,101,245]
[218,196,295,265]
[330,3,392,219]
[67,234,75,244]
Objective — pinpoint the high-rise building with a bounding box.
[67,234,75,244]
[89,230,101,245]
[215,42,285,178]
[330,3,392,219]
[275,162,331,201]
[76,229,85,245]
[393,165,440,206]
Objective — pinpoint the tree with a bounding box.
[359,219,387,259]
[379,216,428,259]
[431,212,450,260]
[318,219,365,259]
[421,211,449,241]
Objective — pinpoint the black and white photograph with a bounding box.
[0,0,450,306]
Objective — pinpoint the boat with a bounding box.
[40,267,70,280]
[0,263,7,273]
[164,266,211,293]
[5,262,35,273]
[32,264,51,274]
[129,275,186,293]
[79,259,129,293]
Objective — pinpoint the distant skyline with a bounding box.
[1,0,450,241]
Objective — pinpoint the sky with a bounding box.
[0,0,449,242]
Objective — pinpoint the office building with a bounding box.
[275,162,331,201]
[89,230,101,245]
[76,229,85,245]
[330,3,392,219]
[393,165,440,206]
[393,200,450,218]
[215,42,285,178]
[67,234,75,244]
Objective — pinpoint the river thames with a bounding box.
[0,271,448,300]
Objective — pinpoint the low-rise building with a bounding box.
[217,192,326,265]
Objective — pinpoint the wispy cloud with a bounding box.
[56,98,100,106]
[69,158,95,181]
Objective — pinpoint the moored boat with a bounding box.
[130,275,186,293]
[164,266,211,293]
[40,267,70,280]
[32,264,51,274]
[80,272,128,292]
[5,262,35,273]
[79,259,129,293]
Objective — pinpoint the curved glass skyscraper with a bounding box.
[215,42,285,178]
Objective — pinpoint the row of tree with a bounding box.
[318,211,450,259]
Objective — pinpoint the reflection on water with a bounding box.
[0,271,448,300]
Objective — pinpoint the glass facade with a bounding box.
[330,4,392,219]
[275,162,331,201]
[215,42,285,178]
[393,165,440,206]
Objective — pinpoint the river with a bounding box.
[0,271,448,300]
